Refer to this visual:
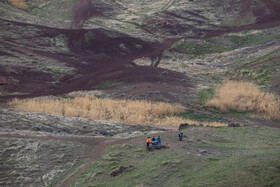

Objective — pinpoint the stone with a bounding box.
[196,62,206,66]
[179,123,189,130]
[135,44,143,49]
[228,123,241,127]
[33,125,40,131]
[110,165,134,176]
[45,127,54,133]
[100,130,114,136]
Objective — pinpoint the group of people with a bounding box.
[146,131,184,149]
[146,136,161,149]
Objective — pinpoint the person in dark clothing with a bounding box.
[178,131,183,141]
[151,136,157,146]
[157,136,161,145]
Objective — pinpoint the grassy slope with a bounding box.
[169,26,280,89]
[72,126,280,186]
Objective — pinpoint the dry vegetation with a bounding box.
[10,96,228,127]
[206,80,280,121]
[8,0,28,10]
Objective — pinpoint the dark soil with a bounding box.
[1,0,280,103]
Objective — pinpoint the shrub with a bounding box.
[206,80,280,121]
[10,96,228,127]
[11,96,185,125]
[8,0,28,10]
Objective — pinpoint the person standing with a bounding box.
[157,136,161,145]
[178,131,183,141]
[146,137,151,149]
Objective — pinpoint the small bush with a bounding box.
[206,80,280,121]
[8,0,28,10]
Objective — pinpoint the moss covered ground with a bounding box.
[71,126,280,186]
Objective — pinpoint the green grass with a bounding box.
[47,66,62,73]
[50,159,89,187]
[178,109,222,122]
[92,81,123,89]
[71,126,280,186]
[170,31,280,57]
[228,54,279,88]
[27,0,76,20]
[227,33,280,49]
[236,69,272,87]
[171,39,226,56]
[197,88,215,105]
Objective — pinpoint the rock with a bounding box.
[33,125,40,131]
[196,62,206,66]
[147,145,168,151]
[214,64,224,68]
[62,128,71,134]
[104,12,112,17]
[197,150,207,155]
[110,165,134,176]
[179,123,189,130]
[267,41,276,45]
[45,127,54,133]
[135,44,143,49]
[119,43,129,53]
[228,123,241,127]
[153,145,168,149]
[100,130,114,136]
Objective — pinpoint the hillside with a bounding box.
[0,0,280,186]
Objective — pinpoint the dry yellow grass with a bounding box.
[206,80,280,121]
[10,96,228,127]
[11,96,185,125]
[154,116,228,127]
[8,0,28,10]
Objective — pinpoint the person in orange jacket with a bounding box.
[146,137,151,149]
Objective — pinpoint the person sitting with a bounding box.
[151,136,157,146]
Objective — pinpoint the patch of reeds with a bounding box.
[8,0,28,10]
[206,80,280,121]
[10,96,228,127]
